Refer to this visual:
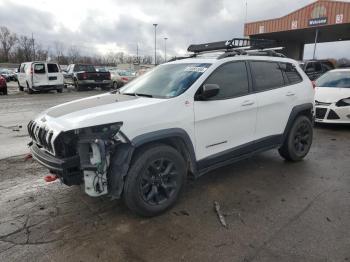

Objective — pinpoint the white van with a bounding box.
[18,62,64,94]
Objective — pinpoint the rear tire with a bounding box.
[123,144,186,217]
[279,115,313,162]
[112,81,118,89]
[57,89,63,93]
[27,83,33,94]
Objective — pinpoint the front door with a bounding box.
[194,61,257,164]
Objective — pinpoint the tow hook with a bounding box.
[44,174,58,183]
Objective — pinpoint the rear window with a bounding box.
[74,65,96,72]
[280,63,302,85]
[250,61,285,91]
[34,64,45,74]
[47,64,59,73]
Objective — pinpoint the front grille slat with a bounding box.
[27,121,55,155]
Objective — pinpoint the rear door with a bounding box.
[33,63,48,86]
[250,60,296,142]
[194,61,257,162]
[47,63,63,86]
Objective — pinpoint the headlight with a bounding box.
[336,98,350,107]
[76,122,123,139]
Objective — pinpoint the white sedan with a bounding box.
[314,69,350,124]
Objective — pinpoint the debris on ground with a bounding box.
[214,201,227,228]
[24,153,32,161]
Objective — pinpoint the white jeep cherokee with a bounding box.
[28,39,315,217]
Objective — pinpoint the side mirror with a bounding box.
[196,84,220,100]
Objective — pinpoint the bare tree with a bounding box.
[67,45,80,63]
[0,26,17,62]
[53,41,66,64]
[17,35,34,61]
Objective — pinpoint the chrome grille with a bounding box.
[28,120,55,154]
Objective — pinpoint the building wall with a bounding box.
[245,0,350,36]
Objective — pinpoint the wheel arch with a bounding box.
[131,128,197,176]
[108,128,197,199]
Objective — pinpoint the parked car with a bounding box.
[17,62,64,94]
[27,39,314,217]
[299,60,335,81]
[314,69,350,124]
[12,68,19,81]
[0,68,14,82]
[64,64,112,91]
[0,75,7,95]
[110,69,136,89]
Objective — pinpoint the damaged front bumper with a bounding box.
[29,122,134,199]
[30,143,82,186]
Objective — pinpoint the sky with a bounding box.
[0,0,349,59]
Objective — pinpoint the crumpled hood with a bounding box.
[36,93,167,132]
[315,87,350,103]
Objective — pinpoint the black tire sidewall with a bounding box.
[124,145,186,217]
[287,116,313,161]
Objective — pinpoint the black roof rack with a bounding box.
[187,38,277,54]
[169,38,285,62]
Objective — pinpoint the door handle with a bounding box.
[241,101,255,107]
[286,92,295,97]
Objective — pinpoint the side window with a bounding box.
[280,63,302,85]
[203,61,249,100]
[250,61,284,92]
[47,63,59,73]
[34,64,46,74]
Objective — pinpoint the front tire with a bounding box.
[74,79,82,91]
[18,82,24,91]
[123,144,186,217]
[279,115,313,162]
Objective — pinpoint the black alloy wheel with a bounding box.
[140,158,178,206]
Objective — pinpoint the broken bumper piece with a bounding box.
[30,143,82,186]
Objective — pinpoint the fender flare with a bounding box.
[282,103,314,143]
[132,128,197,172]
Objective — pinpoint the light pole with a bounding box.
[164,37,168,63]
[153,24,158,65]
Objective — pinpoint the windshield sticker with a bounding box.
[184,66,208,73]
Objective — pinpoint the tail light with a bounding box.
[107,72,111,80]
[121,77,128,82]
[311,81,316,89]
[82,72,88,80]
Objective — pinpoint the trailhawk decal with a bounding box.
[184,66,208,73]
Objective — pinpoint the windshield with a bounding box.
[316,71,350,88]
[120,63,211,98]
